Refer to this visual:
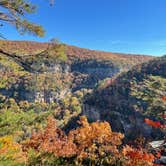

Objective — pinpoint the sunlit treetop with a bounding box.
[0,0,54,37]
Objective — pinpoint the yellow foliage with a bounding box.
[0,136,26,163]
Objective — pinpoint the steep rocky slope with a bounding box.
[84,56,166,139]
[0,40,153,103]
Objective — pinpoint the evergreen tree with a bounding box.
[0,0,54,37]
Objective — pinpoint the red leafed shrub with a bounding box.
[145,96,166,129]
[162,114,166,119]
[145,118,166,129]
[145,118,162,128]
[122,145,159,166]
[162,96,166,101]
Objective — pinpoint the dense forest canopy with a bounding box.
[0,1,165,166]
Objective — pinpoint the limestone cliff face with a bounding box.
[0,59,120,103]
[71,59,120,90]
[30,59,119,103]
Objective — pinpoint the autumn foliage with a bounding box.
[162,96,166,101]
[145,118,165,128]
[0,40,153,66]
[69,116,124,160]
[145,96,166,129]
[23,116,124,163]
[22,116,158,165]
[0,136,26,164]
[122,145,157,166]
[23,116,77,157]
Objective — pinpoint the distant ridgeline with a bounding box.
[0,40,153,103]
[0,39,160,140]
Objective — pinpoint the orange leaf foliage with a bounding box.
[123,145,157,166]
[145,118,162,128]
[68,116,124,159]
[23,116,124,161]
[23,116,162,165]
[23,116,77,157]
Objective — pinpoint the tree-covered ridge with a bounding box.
[0,40,154,68]
[0,40,154,105]
[85,56,166,138]
[131,75,166,119]
[87,56,166,107]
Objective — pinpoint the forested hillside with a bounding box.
[0,40,165,166]
[0,40,153,103]
[85,56,166,139]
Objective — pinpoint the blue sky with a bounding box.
[1,0,166,56]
